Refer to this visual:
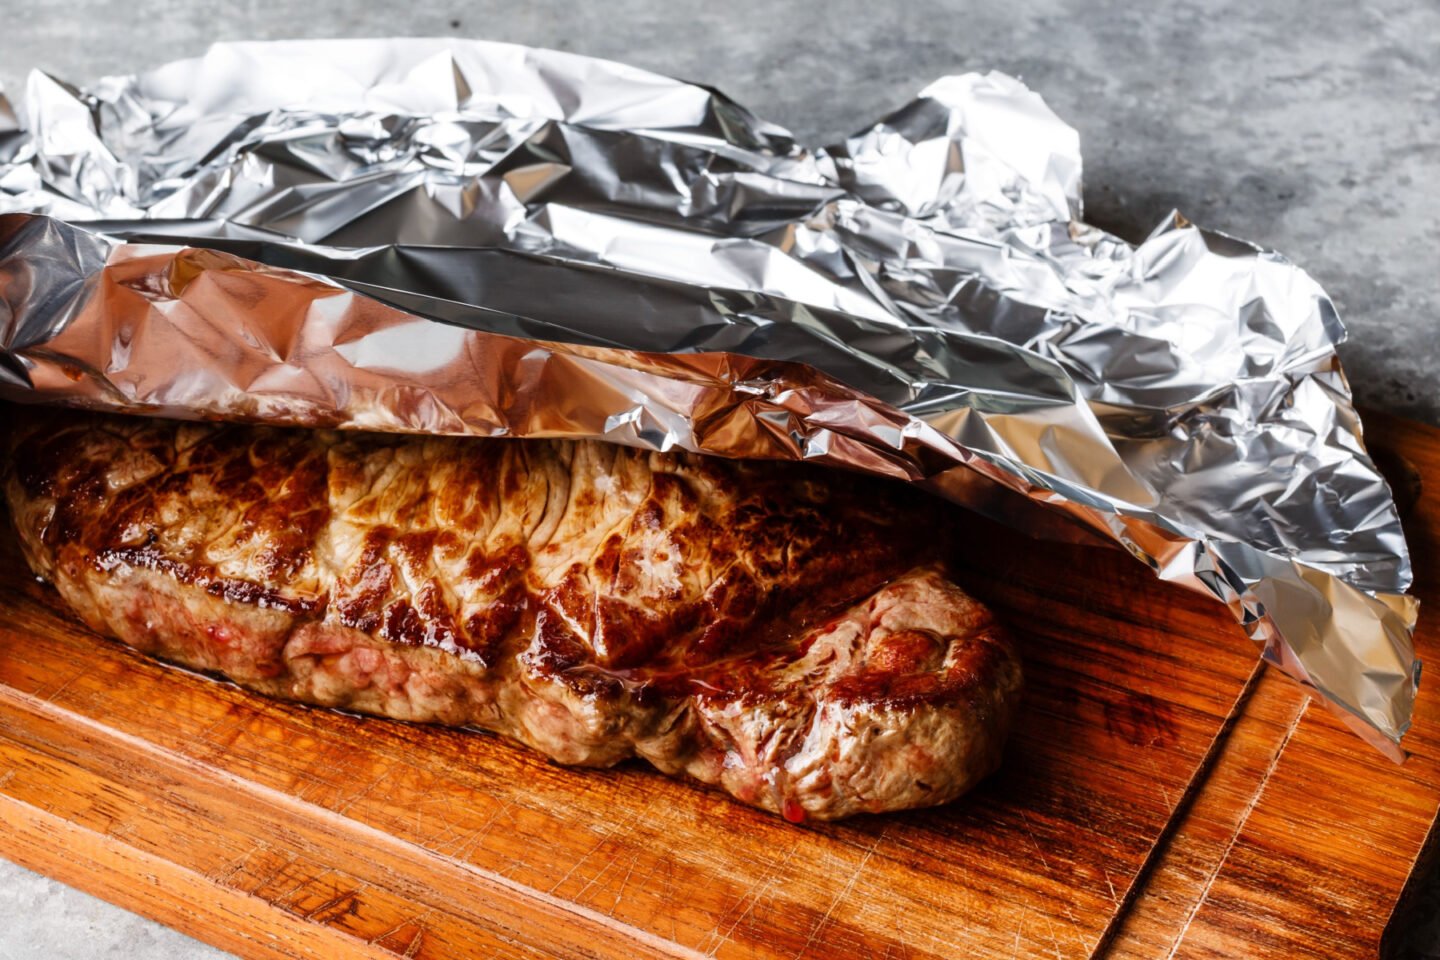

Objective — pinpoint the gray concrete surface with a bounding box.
[0,860,229,960]
[1,0,1437,957]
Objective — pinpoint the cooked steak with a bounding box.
[3,408,1021,820]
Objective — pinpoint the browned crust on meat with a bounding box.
[3,408,1022,820]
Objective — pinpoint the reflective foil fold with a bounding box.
[0,39,1419,756]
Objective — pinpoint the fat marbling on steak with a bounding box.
[3,408,1021,820]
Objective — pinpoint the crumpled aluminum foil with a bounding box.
[0,39,1419,757]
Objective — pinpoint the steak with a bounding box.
[3,408,1021,820]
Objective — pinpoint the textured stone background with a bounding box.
[0,0,1436,956]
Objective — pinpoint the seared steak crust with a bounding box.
[4,409,1021,820]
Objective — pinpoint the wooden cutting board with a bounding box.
[0,412,1436,960]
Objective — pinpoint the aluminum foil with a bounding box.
[0,39,1419,757]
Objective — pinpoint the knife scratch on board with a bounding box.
[702,839,802,955]
[789,835,883,960]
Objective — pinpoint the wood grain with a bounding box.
[1163,414,1440,960]
[0,412,1435,959]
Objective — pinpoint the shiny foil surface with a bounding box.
[0,39,1419,756]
